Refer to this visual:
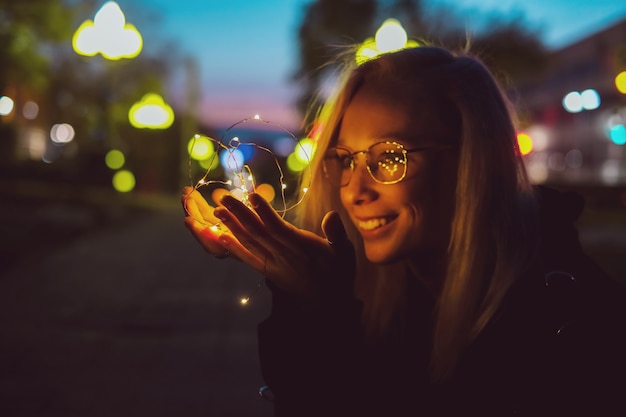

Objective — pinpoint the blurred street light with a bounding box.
[72,1,142,60]
[128,93,175,129]
[0,95,15,116]
[356,19,419,65]
[616,71,626,94]
[563,89,601,113]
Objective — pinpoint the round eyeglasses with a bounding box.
[322,141,451,187]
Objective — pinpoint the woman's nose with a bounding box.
[342,157,377,204]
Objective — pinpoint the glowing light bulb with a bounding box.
[375,18,408,53]
[302,187,309,193]
[240,297,250,305]
[254,114,260,120]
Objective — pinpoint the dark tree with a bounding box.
[293,0,549,122]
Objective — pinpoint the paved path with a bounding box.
[0,200,273,417]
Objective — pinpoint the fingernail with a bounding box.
[220,196,234,209]
[250,193,263,208]
[214,207,227,221]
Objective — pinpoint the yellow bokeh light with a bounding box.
[517,132,533,155]
[199,155,220,171]
[72,1,142,60]
[287,152,308,172]
[129,93,174,129]
[255,183,276,204]
[187,135,215,160]
[105,149,125,169]
[616,71,626,94]
[375,18,408,53]
[356,18,416,65]
[112,170,136,192]
[295,138,314,164]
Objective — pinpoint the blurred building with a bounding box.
[516,18,626,186]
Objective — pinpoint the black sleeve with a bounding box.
[257,284,366,417]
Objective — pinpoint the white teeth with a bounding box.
[358,217,388,231]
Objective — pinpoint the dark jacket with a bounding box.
[257,186,626,416]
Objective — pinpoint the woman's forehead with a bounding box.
[336,82,457,147]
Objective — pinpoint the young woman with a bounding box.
[183,46,626,416]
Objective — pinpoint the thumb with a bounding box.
[321,211,351,249]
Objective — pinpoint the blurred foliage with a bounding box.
[0,0,182,194]
[0,0,75,92]
[294,0,549,123]
[294,0,377,119]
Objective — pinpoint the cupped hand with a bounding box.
[213,192,356,302]
[181,186,243,259]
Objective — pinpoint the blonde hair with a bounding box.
[292,46,537,381]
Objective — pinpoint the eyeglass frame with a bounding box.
[322,140,453,187]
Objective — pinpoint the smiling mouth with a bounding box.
[358,216,396,231]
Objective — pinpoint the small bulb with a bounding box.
[254,114,260,120]
[240,297,250,305]
[281,184,287,190]
[226,180,233,185]
[210,224,220,231]
[302,187,309,193]
[198,179,206,185]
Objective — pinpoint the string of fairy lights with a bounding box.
[184,114,312,305]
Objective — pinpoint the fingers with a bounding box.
[214,198,274,259]
[321,211,353,253]
[185,197,221,225]
[184,217,230,257]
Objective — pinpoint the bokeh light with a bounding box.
[294,138,314,163]
[580,89,600,110]
[112,170,136,192]
[609,124,626,145]
[563,89,600,112]
[375,18,408,53]
[516,132,533,155]
[0,96,15,116]
[72,1,142,60]
[22,101,39,119]
[105,149,125,169]
[187,135,215,160]
[128,93,174,129]
[615,71,626,94]
[50,123,75,144]
[356,18,418,65]
[563,91,583,113]
[220,148,245,172]
[255,183,276,204]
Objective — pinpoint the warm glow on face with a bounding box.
[72,1,142,60]
[517,132,533,155]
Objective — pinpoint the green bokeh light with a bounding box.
[112,170,136,192]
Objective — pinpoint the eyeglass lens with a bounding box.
[324,142,407,186]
